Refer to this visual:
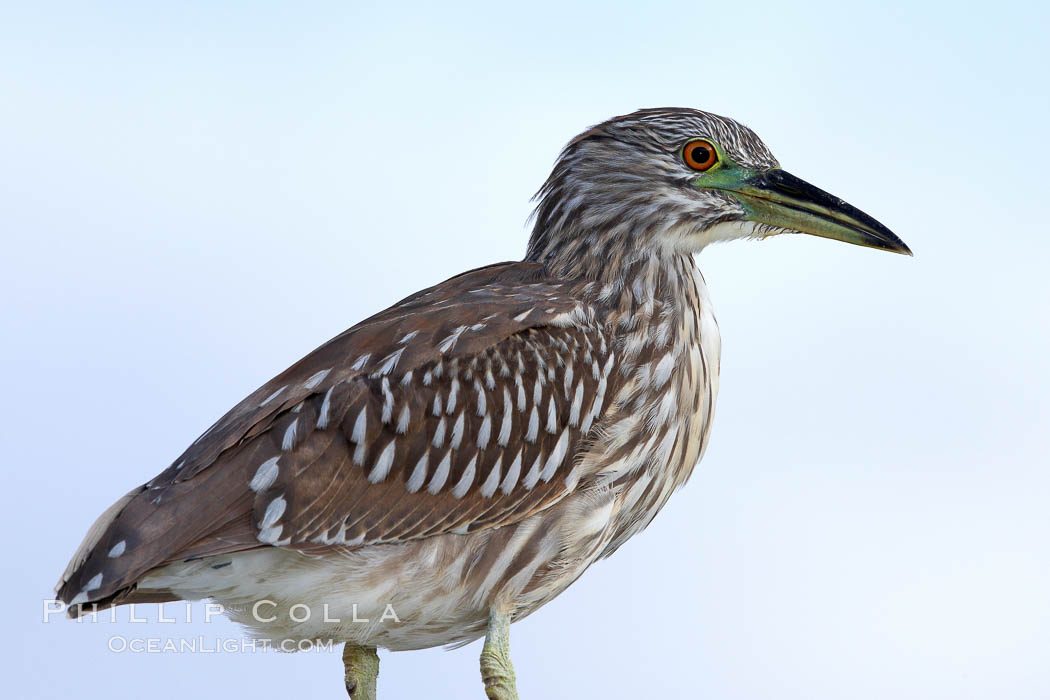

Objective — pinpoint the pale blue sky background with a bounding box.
[2,1,1049,698]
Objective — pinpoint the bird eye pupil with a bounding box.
[694,146,710,163]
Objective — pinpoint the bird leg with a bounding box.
[343,642,379,699]
[480,608,519,700]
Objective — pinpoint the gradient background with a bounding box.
[3,1,1048,698]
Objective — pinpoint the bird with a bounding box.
[55,107,910,699]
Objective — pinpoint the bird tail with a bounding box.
[54,486,141,615]
[54,443,261,618]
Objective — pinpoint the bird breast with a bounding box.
[581,260,722,557]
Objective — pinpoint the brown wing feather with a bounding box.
[58,261,618,611]
[258,324,613,551]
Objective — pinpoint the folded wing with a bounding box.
[57,262,619,612]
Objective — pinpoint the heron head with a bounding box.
[528,108,910,270]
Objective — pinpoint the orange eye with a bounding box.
[683,139,719,171]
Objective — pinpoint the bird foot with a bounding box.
[481,651,518,700]
[343,643,379,700]
[480,609,519,700]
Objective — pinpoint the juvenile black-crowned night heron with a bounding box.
[56,108,910,699]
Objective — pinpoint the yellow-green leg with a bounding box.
[480,609,519,700]
[343,642,379,699]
